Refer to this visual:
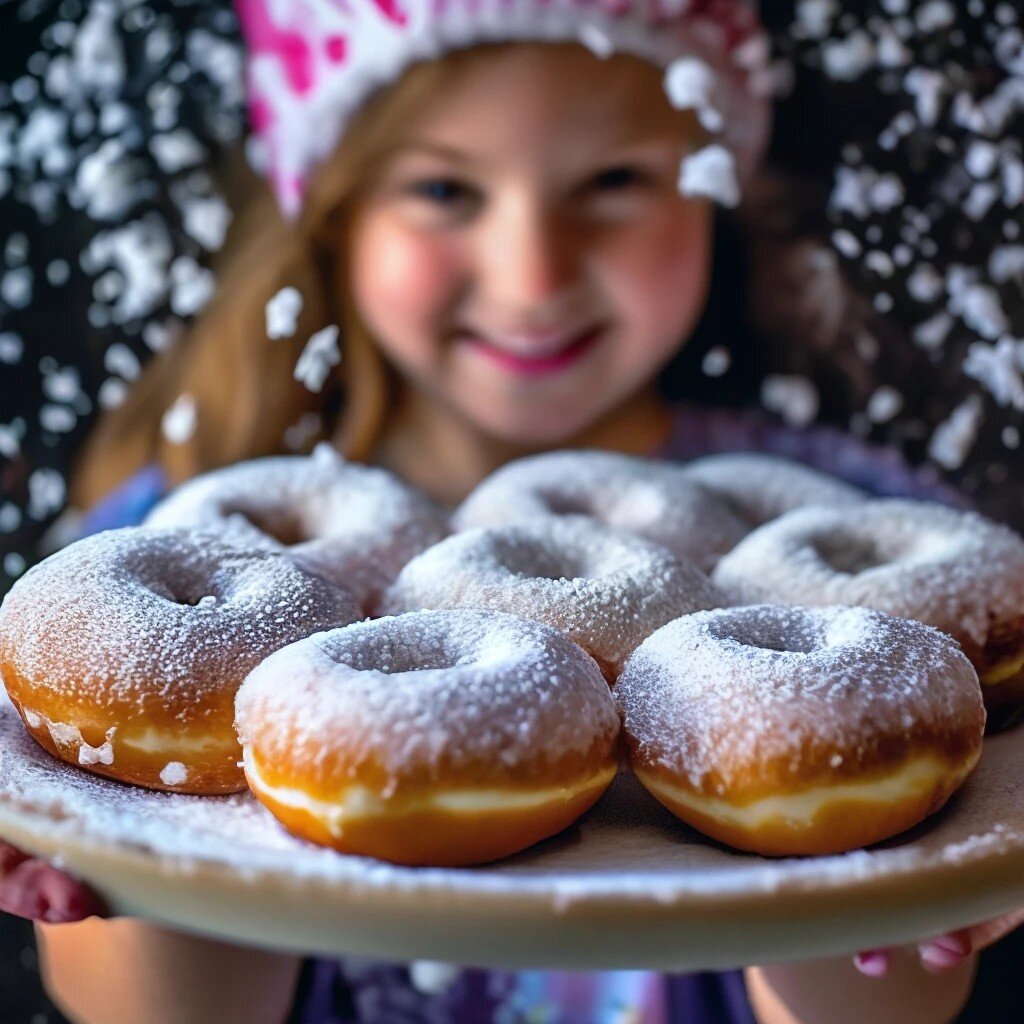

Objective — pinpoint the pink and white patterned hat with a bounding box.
[236,0,773,218]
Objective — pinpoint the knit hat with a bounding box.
[237,0,773,218]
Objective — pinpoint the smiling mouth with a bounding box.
[459,325,605,377]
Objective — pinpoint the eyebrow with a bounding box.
[393,132,682,165]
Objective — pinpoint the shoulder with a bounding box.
[77,465,169,537]
[660,401,968,507]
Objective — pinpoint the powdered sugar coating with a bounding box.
[452,449,749,573]
[145,445,449,613]
[712,500,1024,646]
[235,609,619,788]
[0,526,360,720]
[382,518,726,676]
[680,453,867,528]
[616,605,984,792]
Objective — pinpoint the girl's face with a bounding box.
[347,43,712,446]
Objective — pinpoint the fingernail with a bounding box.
[854,951,891,978]
[920,935,971,973]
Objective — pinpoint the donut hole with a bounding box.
[732,629,819,655]
[538,490,597,518]
[148,576,219,607]
[813,533,890,575]
[225,504,308,547]
[712,608,823,655]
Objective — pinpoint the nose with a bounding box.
[480,196,581,315]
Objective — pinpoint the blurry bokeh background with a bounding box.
[1,0,1022,1019]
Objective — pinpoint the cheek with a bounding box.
[607,203,712,353]
[349,218,461,364]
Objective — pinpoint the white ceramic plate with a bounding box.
[1,690,1022,971]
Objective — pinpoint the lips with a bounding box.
[458,323,605,377]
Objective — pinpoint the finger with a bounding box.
[918,930,972,974]
[0,858,105,923]
[853,949,891,978]
[0,841,31,876]
[36,863,105,922]
[963,907,1024,952]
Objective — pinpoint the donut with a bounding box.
[712,500,1024,729]
[145,444,449,614]
[452,449,749,572]
[615,604,985,856]
[235,609,621,866]
[0,527,359,794]
[680,452,865,528]
[381,516,726,682]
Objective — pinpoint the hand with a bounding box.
[853,907,1024,978]
[0,840,106,923]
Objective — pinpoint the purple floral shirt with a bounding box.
[78,402,966,1024]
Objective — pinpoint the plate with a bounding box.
[1,690,1023,971]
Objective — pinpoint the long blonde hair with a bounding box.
[72,45,511,509]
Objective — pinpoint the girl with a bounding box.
[2,1,1022,1021]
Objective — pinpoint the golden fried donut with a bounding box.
[380,517,726,682]
[145,445,449,614]
[235,609,621,866]
[615,605,985,856]
[452,449,750,572]
[712,500,1024,730]
[0,527,359,794]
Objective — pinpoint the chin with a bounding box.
[468,404,601,448]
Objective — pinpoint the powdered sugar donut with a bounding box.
[235,609,620,866]
[145,445,449,614]
[680,452,865,528]
[382,517,726,681]
[616,605,985,856]
[452,449,749,572]
[0,527,359,794]
[712,500,1024,728]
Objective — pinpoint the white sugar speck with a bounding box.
[0,333,23,364]
[678,145,739,208]
[162,394,198,445]
[409,961,459,995]
[915,0,956,33]
[27,469,66,521]
[150,129,205,174]
[39,405,77,434]
[294,325,341,392]
[3,553,26,578]
[963,338,1024,411]
[159,762,189,787]
[98,378,129,410]
[169,256,216,317]
[0,420,25,459]
[760,375,820,429]
[1,268,34,309]
[104,343,141,381]
[663,58,723,132]
[266,286,304,340]
[702,346,732,378]
[866,386,904,423]
[928,396,983,470]
[578,24,614,60]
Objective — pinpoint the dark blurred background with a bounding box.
[1,0,1022,1020]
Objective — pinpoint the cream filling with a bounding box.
[243,748,615,838]
[981,650,1024,686]
[635,753,971,831]
[23,706,229,767]
[120,726,229,755]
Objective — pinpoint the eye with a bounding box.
[590,166,649,192]
[406,177,475,206]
